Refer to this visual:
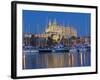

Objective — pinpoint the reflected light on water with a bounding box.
[22,52,91,69]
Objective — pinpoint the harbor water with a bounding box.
[22,50,91,69]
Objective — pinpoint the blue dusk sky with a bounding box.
[23,10,91,37]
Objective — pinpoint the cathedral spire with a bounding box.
[53,19,57,25]
[49,20,51,26]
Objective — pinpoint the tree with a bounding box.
[47,36,53,47]
[30,34,36,47]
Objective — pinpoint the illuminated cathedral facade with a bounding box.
[35,20,77,42]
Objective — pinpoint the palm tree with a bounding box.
[47,36,53,48]
[30,34,36,47]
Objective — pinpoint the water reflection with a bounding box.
[23,51,90,69]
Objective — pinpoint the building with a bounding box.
[36,20,77,42]
[23,20,78,47]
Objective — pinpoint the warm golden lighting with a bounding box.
[35,20,77,43]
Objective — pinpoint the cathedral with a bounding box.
[35,20,77,42]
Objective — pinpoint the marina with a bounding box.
[23,44,91,69]
[23,49,90,69]
[22,12,91,69]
